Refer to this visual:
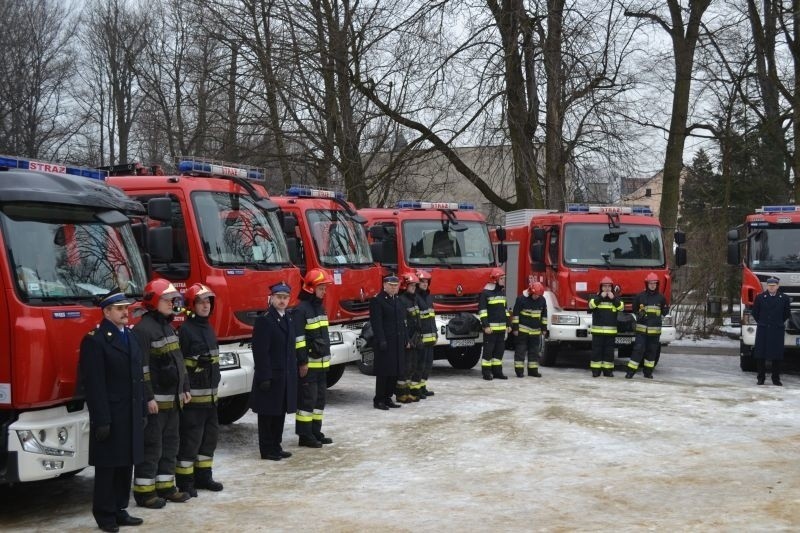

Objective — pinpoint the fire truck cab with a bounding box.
[106,158,302,423]
[360,201,501,371]
[274,186,382,387]
[727,205,800,371]
[498,205,686,366]
[0,156,170,483]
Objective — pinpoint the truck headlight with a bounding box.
[219,351,239,369]
[16,430,74,456]
[550,314,579,325]
[329,331,343,345]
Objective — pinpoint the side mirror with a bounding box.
[131,222,148,249]
[497,243,507,264]
[282,213,298,235]
[533,227,545,243]
[148,226,173,262]
[675,247,688,267]
[531,242,544,263]
[727,228,738,242]
[726,242,739,266]
[495,227,506,241]
[674,230,686,245]
[147,197,172,222]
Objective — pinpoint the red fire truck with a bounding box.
[274,186,382,386]
[0,156,171,483]
[497,204,686,366]
[727,205,800,370]
[359,201,502,371]
[105,158,302,423]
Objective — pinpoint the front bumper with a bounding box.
[436,314,483,348]
[217,342,254,399]
[329,323,362,365]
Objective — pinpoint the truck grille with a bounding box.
[340,299,371,313]
[433,294,480,306]
[234,309,264,326]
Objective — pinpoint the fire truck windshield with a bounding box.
[563,223,665,267]
[402,220,494,267]
[0,203,146,302]
[747,226,800,270]
[192,191,291,268]
[306,210,372,267]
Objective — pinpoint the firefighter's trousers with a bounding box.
[134,408,180,501]
[296,371,327,438]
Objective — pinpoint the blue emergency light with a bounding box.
[757,205,800,213]
[177,158,264,180]
[566,203,653,216]
[286,184,345,200]
[0,154,107,180]
[395,200,475,210]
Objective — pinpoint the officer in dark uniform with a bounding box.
[753,276,791,386]
[626,273,667,379]
[132,279,191,507]
[370,275,408,410]
[511,281,547,378]
[251,282,298,460]
[176,283,223,497]
[79,288,145,532]
[589,276,623,377]
[294,268,334,448]
[478,268,511,380]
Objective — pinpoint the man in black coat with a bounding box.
[250,282,298,460]
[369,275,408,410]
[753,276,791,386]
[79,288,146,532]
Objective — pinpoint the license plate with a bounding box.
[451,339,476,347]
[615,336,634,345]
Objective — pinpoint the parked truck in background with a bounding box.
[0,156,172,483]
[359,201,503,371]
[105,158,302,423]
[496,205,686,367]
[727,205,800,371]
[274,185,382,387]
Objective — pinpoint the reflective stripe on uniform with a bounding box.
[295,335,307,349]
[305,315,329,330]
[491,358,502,366]
[195,455,213,468]
[155,474,175,490]
[133,478,155,493]
[312,409,323,421]
[590,326,617,334]
[296,410,313,422]
[176,461,194,475]
[635,324,662,335]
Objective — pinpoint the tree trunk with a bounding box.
[544,0,565,210]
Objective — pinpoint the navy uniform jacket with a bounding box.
[79,318,145,467]
[369,290,408,377]
[753,290,791,360]
[250,306,298,415]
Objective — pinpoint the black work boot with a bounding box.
[592,369,601,378]
[643,369,653,379]
[299,436,323,448]
[603,370,614,377]
[482,366,493,381]
[195,468,223,491]
[314,433,333,445]
[176,473,197,497]
[493,369,509,380]
[422,386,434,396]
[515,368,524,378]
[757,374,765,385]
[528,369,541,378]
[625,370,635,379]
[772,375,783,386]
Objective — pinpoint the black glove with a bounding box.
[378,341,388,351]
[94,425,111,442]
[259,380,272,392]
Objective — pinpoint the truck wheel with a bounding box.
[740,341,756,372]
[447,345,482,369]
[358,347,375,376]
[540,341,559,367]
[326,364,346,388]
[217,393,251,425]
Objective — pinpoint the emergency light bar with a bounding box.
[756,205,800,213]
[566,204,653,216]
[395,200,475,210]
[286,184,345,200]
[177,157,264,181]
[0,154,107,180]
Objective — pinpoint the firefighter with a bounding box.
[79,288,145,532]
[478,268,511,380]
[294,268,333,448]
[752,276,791,386]
[626,273,667,379]
[132,279,191,507]
[251,282,298,460]
[511,281,548,378]
[414,270,437,398]
[397,272,421,403]
[589,276,623,377]
[176,284,223,497]
[370,275,408,410]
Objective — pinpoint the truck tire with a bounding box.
[217,393,251,425]
[447,345,482,369]
[326,364,346,388]
[358,347,375,376]
[540,341,559,367]
[740,341,756,372]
